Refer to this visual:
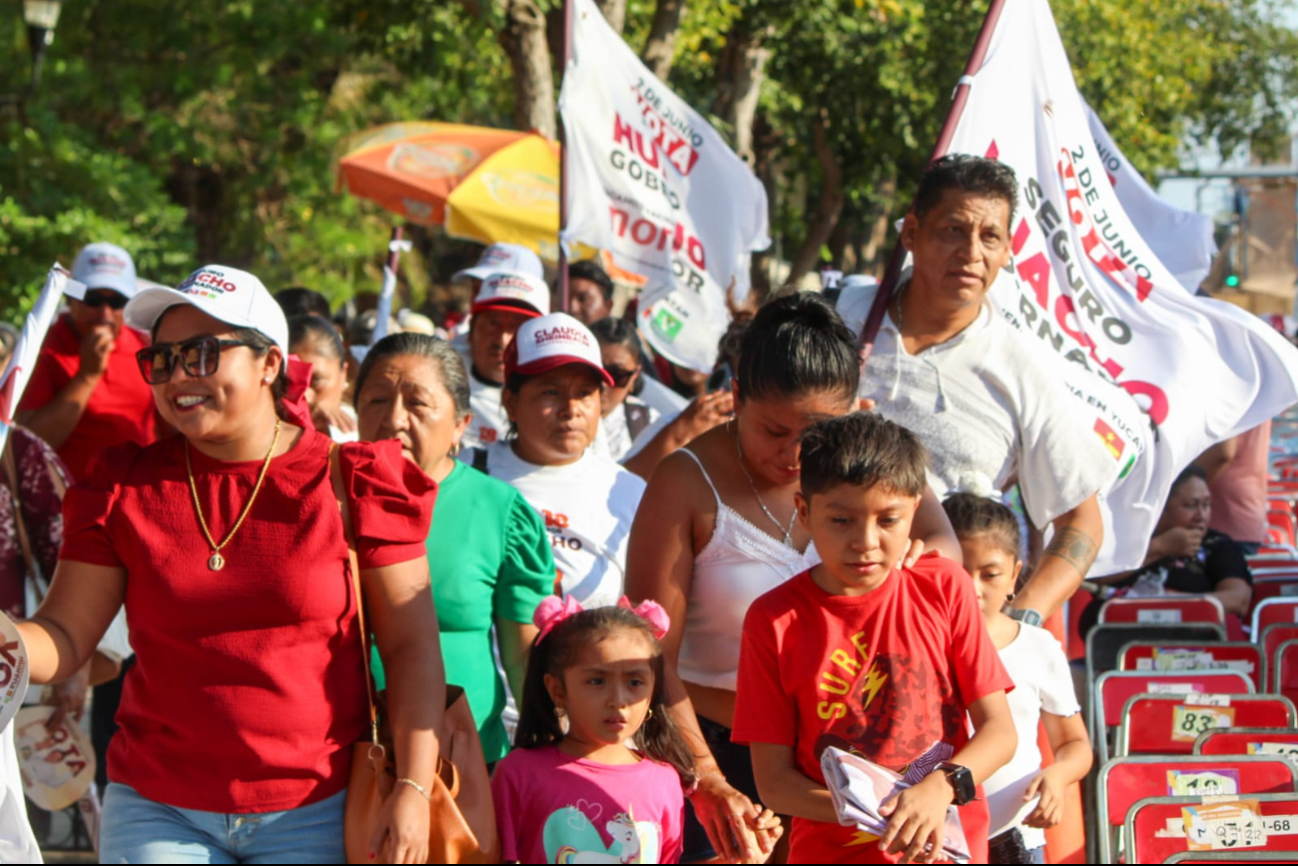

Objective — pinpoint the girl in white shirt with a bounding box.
[944,493,1093,865]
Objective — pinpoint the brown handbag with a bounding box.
[329,446,500,864]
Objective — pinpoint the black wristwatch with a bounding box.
[934,762,977,806]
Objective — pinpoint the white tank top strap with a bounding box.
[677,447,721,509]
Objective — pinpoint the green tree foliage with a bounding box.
[0,0,1293,319]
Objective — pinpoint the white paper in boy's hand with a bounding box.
[820,747,971,863]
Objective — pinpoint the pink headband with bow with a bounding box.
[533,595,670,643]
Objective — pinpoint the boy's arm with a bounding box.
[750,743,839,825]
[879,689,1016,864]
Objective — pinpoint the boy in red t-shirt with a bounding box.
[733,412,1017,864]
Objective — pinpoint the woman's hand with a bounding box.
[903,539,926,567]
[369,784,430,864]
[1023,767,1066,829]
[689,773,769,863]
[878,773,952,864]
[45,661,91,731]
[313,403,357,436]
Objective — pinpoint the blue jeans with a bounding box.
[99,783,346,864]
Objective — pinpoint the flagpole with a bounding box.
[859,0,1009,362]
[557,0,574,313]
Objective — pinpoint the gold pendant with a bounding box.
[208,552,226,571]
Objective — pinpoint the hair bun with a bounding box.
[950,472,997,499]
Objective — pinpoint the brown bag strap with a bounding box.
[2,437,43,599]
[328,444,382,756]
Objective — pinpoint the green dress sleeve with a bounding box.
[493,491,557,624]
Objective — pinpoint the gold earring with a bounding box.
[645,707,654,720]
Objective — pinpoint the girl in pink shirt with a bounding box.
[491,598,727,864]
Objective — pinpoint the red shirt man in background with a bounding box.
[17,242,157,482]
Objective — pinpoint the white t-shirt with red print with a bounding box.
[463,371,510,451]
[472,442,646,606]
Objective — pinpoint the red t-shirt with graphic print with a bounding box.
[732,553,1013,864]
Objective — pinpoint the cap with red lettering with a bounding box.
[504,313,614,387]
[472,271,551,318]
[72,242,137,298]
[453,242,545,283]
[124,264,289,355]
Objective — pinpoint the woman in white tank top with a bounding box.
[625,293,962,862]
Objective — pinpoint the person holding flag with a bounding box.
[837,155,1114,623]
[16,242,157,484]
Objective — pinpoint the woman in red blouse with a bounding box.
[17,265,444,864]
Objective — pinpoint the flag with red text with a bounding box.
[559,0,770,371]
[945,0,1298,573]
[1086,101,1217,292]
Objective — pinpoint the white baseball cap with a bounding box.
[472,271,551,318]
[124,264,289,355]
[72,242,137,298]
[504,312,613,387]
[453,242,544,283]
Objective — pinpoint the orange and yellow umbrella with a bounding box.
[338,121,562,262]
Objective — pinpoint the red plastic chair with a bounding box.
[1096,755,1298,863]
[1093,672,1254,761]
[1127,793,1298,863]
[1268,511,1297,546]
[1099,596,1226,627]
[1116,693,1295,757]
[1253,598,1298,637]
[1117,641,1265,690]
[1276,639,1298,705]
[1263,623,1298,661]
[1255,580,1298,613]
[1195,726,1298,758]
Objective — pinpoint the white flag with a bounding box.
[1086,101,1217,292]
[559,0,770,371]
[0,265,84,455]
[945,0,1298,574]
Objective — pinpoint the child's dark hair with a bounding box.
[800,411,928,498]
[737,292,859,404]
[515,605,696,785]
[942,493,1022,560]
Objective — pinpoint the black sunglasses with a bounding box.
[81,291,129,310]
[135,335,258,385]
[603,364,638,388]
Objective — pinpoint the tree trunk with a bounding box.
[719,25,771,167]
[496,0,557,138]
[860,172,898,273]
[642,0,686,81]
[595,0,627,35]
[786,110,845,288]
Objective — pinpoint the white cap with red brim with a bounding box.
[504,312,614,387]
[472,271,551,318]
[72,242,138,298]
[124,264,289,355]
[453,242,545,283]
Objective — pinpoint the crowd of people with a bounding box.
[0,153,1273,864]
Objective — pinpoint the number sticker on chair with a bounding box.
[1172,705,1237,742]
[1167,769,1241,797]
[1249,742,1298,758]
[1139,609,1184,623]
[1182,800,1266,851]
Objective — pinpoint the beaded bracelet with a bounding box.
[397,777,432,801]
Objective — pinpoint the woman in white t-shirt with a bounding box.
[464,313,645,607]
[588,317,659,462]
[944,493,1092,865]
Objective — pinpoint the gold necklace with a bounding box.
[185,419,282,571]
